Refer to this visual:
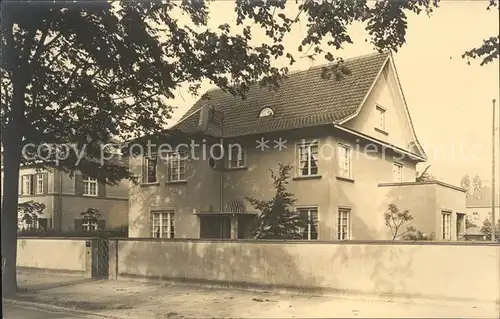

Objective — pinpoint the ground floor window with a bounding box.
[151,211,175,239]
[298,207,318,240]
[442,212,452,240]
[338,208,350,240]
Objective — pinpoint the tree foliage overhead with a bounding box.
[247,163,305,239]
[462,0,499,66]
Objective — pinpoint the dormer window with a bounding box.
[259,107,274,117]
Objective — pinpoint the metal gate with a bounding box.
[92,238,109,278]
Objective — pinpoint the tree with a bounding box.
[462,1,499,66]
[460,174,471,197]
[384,204,418,240]
[17,201,46,231]
[480,218,500,241]
[416,165,435,182]
[472,175,483,194]
[247,163,305,239]
[1,0,496,297]
[80,208,103,231]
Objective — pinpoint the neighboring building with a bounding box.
[465,186,500,226]
[465,186,500,240]
[129,51,467,241]
[1,167,129,232]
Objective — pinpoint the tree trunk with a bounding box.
[1,125,23,298]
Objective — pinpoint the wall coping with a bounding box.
[17,236,107,240]
[378,181,466,193]
[108,238,499,246]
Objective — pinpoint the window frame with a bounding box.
[296,139,320,177]
[227,146,246,169]
[376,105,386,131]
[36,174,44,194]
[21,175,32,195]
[297,207,319,240]
[167,151,187,182]
[392,162,403,182]
[82,222,98,232]
[83,177,98,197]
[150,211,175,239]
[142,153,158,184]
[337,208,351,240]
[441,211,452,240]
[337,143,352,179]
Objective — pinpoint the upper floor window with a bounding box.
[36,174,44,194]
[337,144,352,179]
[151,211,175,239]
[142,154,157,184]
[441,212,452,240]
[376,105,386,131]
[298,207,318,240]
[258,107,274,117]
[227,146,246,169]
[167,151,187,182]
[338,208,350,240]
[392,162,403,182]
[297,139,319,177]
[83,177,98,196]
[21,175,32,195]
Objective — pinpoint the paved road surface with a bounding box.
[3,304,102,319]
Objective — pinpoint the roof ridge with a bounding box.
[284,50,389,76]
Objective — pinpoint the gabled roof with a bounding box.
[467,186,500,207]
[175,51,390,138]
[173,51,425,159]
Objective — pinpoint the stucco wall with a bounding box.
[113,239,500,304]
[378,182,467,240]
[343,58,416,153]
[129,126,419,240]
[60,196,129,231]
[17,238,87,272]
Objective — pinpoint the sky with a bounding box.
[166,0,500,187]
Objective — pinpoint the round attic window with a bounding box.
[259,107,274,117]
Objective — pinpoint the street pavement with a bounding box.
[3,303,102,319]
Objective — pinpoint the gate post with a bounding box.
[84,239,93,278]
[108,239,118,280]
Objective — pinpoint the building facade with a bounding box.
[128,52,467,241]
[2,167,129,232]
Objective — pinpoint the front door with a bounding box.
[200,215,231,239]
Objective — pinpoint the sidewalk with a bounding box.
[10,272,500,318]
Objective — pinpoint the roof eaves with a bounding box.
[387,52,428,160]
[336,52,390,125]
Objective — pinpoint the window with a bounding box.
[82,221,97,232]
[298,207,318,240]
[36,174,44,194]
[167,152,187,182]
[376,105,386,131]
[151,211,175,239]
[297,139,319,176]
[142,154,157,184]
[393,162,403,182]
[338,208,350,240]
[21,175,32,195]
[337,144,352,179]
[83,177,98,196]
[258,107,274,117]
[441,212,452,240]
[227,146,246,169]
[472,212,479,221]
